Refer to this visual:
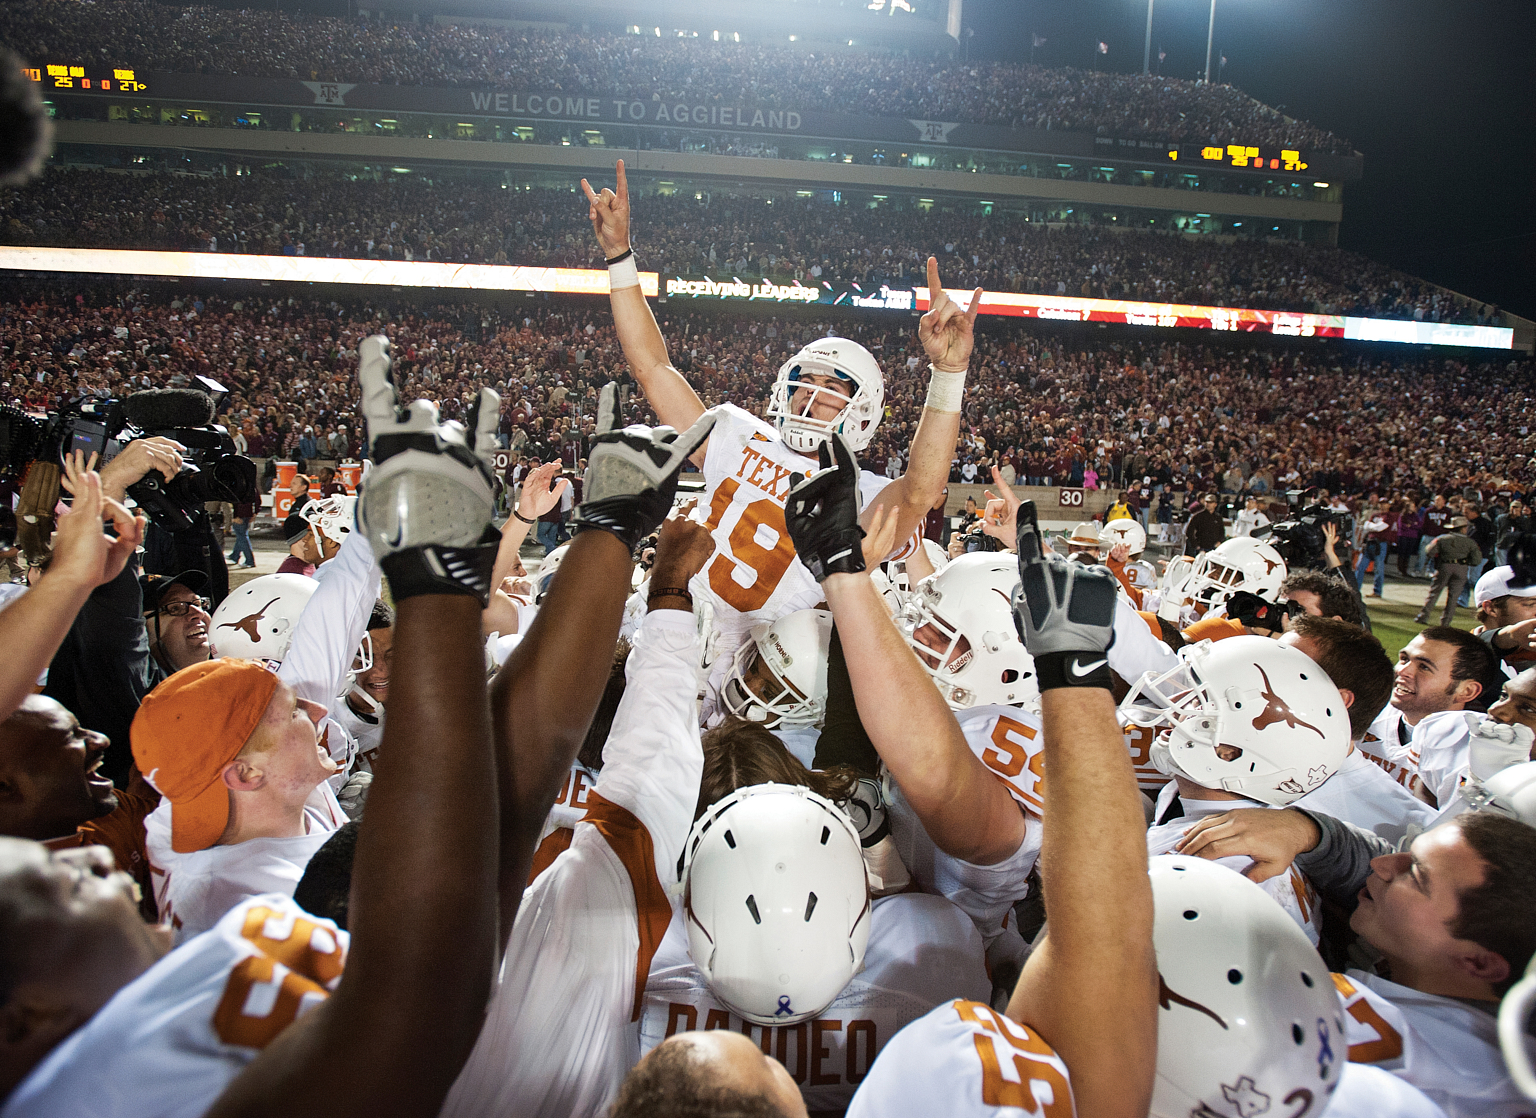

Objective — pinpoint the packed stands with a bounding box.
[3,285,1526,499]
[1,3,1354,152]
[0,171,1494,324]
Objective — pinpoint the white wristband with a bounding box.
[925,365,967,413]
[608,256,640,291]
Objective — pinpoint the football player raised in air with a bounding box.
[614,483,1159,1118]
[581,159,978,653]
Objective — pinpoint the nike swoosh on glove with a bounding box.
[1013,499,1117,691]
[783,433,867,583]
[570,382,717,552]
[355,334,502,603]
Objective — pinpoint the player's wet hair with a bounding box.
[611,1037,791,1118]
[293,822,360,930]
[1287,615,1393,739]
[577,639,631,773]
[1450,811,1536,996]
[1279,569,1362,625]
[696,718,859,821]
[366,599,395,632]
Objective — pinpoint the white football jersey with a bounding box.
[331,698,384,774]
[145,782,346,943]
[845,998,1075,1118]
[694,403,891,645]
[1332,970,1536,1118]
[1360,707,1423,789]
[440,609,704,1118]
[884,704,1045,948]
[640,893,990,1114]
[2,894,346,1118]
[1293,748,1437,844]
[1409,714,1475,809]
[1325,1063,1449,1118]
[1146,797,1323,947]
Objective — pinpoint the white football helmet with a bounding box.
[1123,636,1349,806]
[1100,516,1147,557]
[532,543,569,604]
[342,628,384,716]
[1458,759,1536,827]
[720,610,833,729]
[679,783,872,1025]
[1149,857,1344,1118]
[210,573,318,663]
[766,337,884,453]
[302,494,356,548]
[898,553,1038,710]
[1178,537,1287,617]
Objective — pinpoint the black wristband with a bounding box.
[605,247,634,265]
[647,585,693,605]
[379,528,501,607]
[510,507,536,525]
[1034,651,1113,693]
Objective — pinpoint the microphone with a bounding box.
[0,49,52,187]
[122,388,216,430]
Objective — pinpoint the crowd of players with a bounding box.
[1,163,1534,1118]
[1,281,1529,507]
[1,171,1496,325]
[2,3,1354,152]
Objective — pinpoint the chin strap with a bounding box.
[347,685,382,721]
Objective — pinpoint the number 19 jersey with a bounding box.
[695,404,892,647]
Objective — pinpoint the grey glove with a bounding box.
[356,335,502,603]
[1013,500,1117,692]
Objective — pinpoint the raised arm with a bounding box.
[582,160,707,439]
[278,525,380,709]
[488,461,567,593]
[208,337,504,1118]
[490,386,716,937]
[1004,502,1157,1118]
[787,444,1027,866]
[862,259,981,548]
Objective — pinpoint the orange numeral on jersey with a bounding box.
[704,476,798,613]
[1330,974,1404,1063]
[212,905,346,1049]
[955,1002,1073,1116]
[984,716,1046,813]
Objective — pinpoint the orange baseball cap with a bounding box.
[131,659,280,853]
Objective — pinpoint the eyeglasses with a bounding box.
[153,597,211,618]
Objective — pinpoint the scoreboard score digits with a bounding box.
[23,63,147,93]
[1166,144,1309,172]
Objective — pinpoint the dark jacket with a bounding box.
[1184,508,1226,555]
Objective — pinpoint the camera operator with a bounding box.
[43,442,213,785]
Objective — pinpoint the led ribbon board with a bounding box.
[0,247,659,296]
[912,288,1513,350]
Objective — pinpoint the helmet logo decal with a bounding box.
[1251,666,1324,739]
[217,597,282,642]
[1220,1076,1272,1116]
[774,995,794,1017]
[1261,557,1283,575]
[1158,973,1227,1029]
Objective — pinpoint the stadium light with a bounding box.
[1203,0,1216,84]
[1143,0,1155,74]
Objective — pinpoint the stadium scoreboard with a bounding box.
[24,63,147,93]
[1166,143,1310,172]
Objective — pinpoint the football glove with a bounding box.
[784,433,867,582]
[1012,500,1117,692]
[570,383,717,551]
[356,334,502,603]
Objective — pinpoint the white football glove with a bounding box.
[355,335,502,603]
[1466,713,1536,782]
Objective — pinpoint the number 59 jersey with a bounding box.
[694,404,893,645]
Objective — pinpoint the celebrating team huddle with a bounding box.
[1,159,1534,1118]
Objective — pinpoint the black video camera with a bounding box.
[1260,502,1346,569]
[45,387,257,534]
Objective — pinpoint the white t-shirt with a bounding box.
[440,609,703,1118]
[1361,708,1474,808]
[640,894,990,1114]
[845,998,1075,1118]
[1146,795,1323,947]
[1332,970,1536,1118]
[2,894,347,1118]
[145,782,346,943]
[694,403,891,648]
[1294,748,1437,844]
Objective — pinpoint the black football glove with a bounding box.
[1013,500,1117,692]
[570,383,717,552]
[1226,590,1286,634]
[784,433,867,582]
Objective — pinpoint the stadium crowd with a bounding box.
[2,3,1355,152]
[1,285,1528,507]
[1,171,1496,324]
[1,198,1534,1118]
